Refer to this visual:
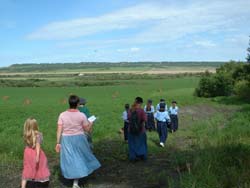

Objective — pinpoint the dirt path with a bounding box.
[0,104,237,188]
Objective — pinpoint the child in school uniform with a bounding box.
[78,98,93,150]
[122,103,130,141]
[144,99,155,131]
[154,103,170,147]
[78,98,90,118]
[169,101,179,132]
[21,118,50,188]
[156,98,168,112]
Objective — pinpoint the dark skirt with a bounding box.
[170,115,178,131]
[157,121,168,143]
[145,113,155,131]
[124,122,129,141]
[128,132,147,161]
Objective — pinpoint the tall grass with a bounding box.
[173,104,250,188]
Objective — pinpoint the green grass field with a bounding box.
[0,76,250,188]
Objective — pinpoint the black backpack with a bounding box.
[130,110,142,135]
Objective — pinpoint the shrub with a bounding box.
[234,80,250,101]
[195,72,233,97]
[195,62,250,98]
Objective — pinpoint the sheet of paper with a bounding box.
[88,115,97,122]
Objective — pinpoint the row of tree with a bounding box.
[195,36,250,101]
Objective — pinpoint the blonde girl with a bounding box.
[21,118,50,188]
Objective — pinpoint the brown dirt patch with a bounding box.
[23,98,32,105]
[2,96,10,101]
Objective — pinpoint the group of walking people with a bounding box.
[122,97,179,160]
[20,95,178,188]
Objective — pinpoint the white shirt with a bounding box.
[169,106,178,115]
[144,105,155,113]
[154,111,170,122]
[122,111,129,122]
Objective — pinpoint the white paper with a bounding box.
[88,115,97,122]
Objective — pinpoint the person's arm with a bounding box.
[82,113,93,133]
[55,125,62,153]
[35,135,41,163]
[122,111,126,121]
[35,142,40,163]
[151,106,155,113]
[83,121,93,132]
[142,110,147,122]
[166,112,171,122]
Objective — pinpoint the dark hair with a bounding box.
[68,95,79,109]
[172,100,177,104]
[79,98,87,105]
[131,97,143,112]
[160,98,165,102]
[135,97,143,104]
[159,102,165,112]
[147,99,152,104]
[125,103,130,109]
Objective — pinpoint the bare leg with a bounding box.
[73,179,80,188]
[21,179,27,188]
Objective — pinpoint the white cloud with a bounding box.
[130,47,140,52]
[117,49,125,52]
[195,40,216,48]
[116,47,140,53]
[27,0,250,47]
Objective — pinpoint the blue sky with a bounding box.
[1,0,250,67]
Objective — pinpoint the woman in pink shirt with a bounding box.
[55,95,101,188]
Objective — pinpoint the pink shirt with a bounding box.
[57,109,88,135]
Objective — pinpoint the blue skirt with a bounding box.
[60,134,101,179]
[128,132,147,160]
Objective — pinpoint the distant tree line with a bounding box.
[0,61,226,73]
[195,61,250,101]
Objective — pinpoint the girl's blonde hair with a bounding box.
[23,117,39,148]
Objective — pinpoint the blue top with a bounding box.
[154,111,170,122]
[169,106,179,115]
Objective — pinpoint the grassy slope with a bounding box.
[0,77,200,158]
[0,77,249,188]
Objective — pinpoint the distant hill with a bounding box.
[0,61,226,73]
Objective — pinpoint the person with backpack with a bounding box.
[154,102,170,147]
[127,97,147,161]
